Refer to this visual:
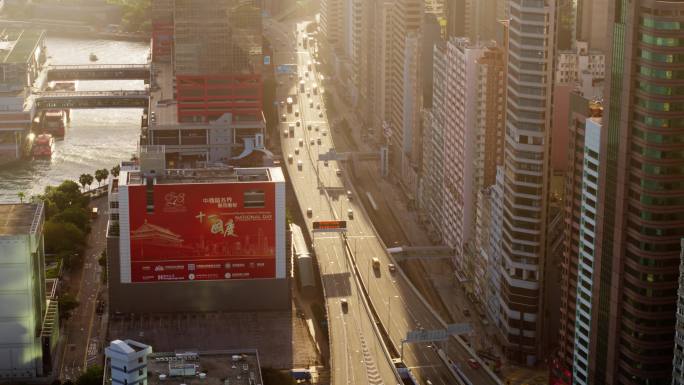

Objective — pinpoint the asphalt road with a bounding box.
[266,17,501,385]
[267,19,398,385]
[58,196,107,381]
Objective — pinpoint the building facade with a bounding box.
[498,0,557,365]
[556,97,602,375]
[443,37,483,273]
[588,1,684,383]
[105,339,152,385]
[0,203,49,379]
[107,162,289,314]
[673,239,684,384]
[571,115,602,384]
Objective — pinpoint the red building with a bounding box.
[176,74,263,123]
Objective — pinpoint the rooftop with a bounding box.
[0,203,43,236]
[145,350,263,385]
[124,166,284,186]
[0,28,45,64]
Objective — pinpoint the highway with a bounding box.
[266,19,398,385]
[266,17,501,385]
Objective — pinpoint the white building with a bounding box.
[105,339,152,385]
[572,116,602,384]
[443,37,483,272]
[556,41,605,100]
[0,203,47,379]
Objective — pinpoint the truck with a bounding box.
[393,359,419,385]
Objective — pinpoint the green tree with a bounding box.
[79,174,94,191]
[94,168,109,187]
[44,220,86,255]
[58,292,79,319]
[111,164,121,178]
[52,206,90,232]
[40,180,89,218]
[107,0,152,32]
[17,191,25,203]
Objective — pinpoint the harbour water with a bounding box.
[0,36,149,202]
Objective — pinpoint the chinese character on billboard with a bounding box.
[127,183,276,282]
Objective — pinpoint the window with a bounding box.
[243,189,265,208]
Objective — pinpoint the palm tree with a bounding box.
[110,164,120,178]
[84,174,94,191]
[94,168,109,187]
[17,191,25,203]
[79,174,89,191]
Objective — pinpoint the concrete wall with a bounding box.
[106,237,290,314]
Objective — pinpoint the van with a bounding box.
[306,207,312,217]
[297,160,303,170]
[287,154,293,163]
[372,258,380,269]
[91,207,98,218]
[341,298,348,312]
[347,209,353,219]
[336,169,342,176]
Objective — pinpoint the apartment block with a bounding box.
[443,38,483,274]
[498,0,556,365]
[589,1,684,383]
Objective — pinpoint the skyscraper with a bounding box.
[497,0,557,365]
[588,1,684,383]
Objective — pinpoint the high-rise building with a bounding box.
[150,0,264,124]
[443,37,483,274]
[369,1,394,144]
[570,113,602,385]
[588,1,684,383]
[419,39,447,243]
[556,97,602,377]
[673,239,684,384]
[388,0,423,182]
[576,0,610,52]
[497,0,557,365]
[320,0,344,53]
[0,203,52,379]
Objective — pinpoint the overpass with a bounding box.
[46,64,151,82]
[34,90,149,110]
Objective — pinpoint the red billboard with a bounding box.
[127,182,276,282]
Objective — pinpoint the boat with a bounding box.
[31,134,55,158]
[42,110,66,137]
[89,53,98,62]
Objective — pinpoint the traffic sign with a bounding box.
[406,328,448,343]
[446,323,473,335]
[313,220,347,232]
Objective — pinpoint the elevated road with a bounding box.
[269,17,503,385]
[33,90,149,110]
[46,64,150,82]
[268,20,399,385]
